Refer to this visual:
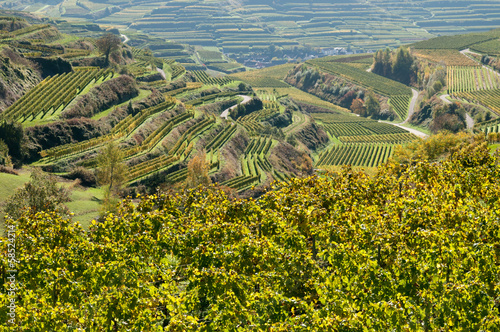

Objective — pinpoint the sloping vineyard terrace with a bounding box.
[456,89,500,115]
[0,68,113,123]
[447,66,500,94]
[306,59,412,96]
[317,143,394,167]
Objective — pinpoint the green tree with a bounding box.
[96,142,126,214]
[0,139,12,167]
[4,168,70,219]
[391,46,414,84]
[372,46,415,85]
[0,121,24,166]
[364,93,380,117]
[372,48,392,77]
[95,33,121,65]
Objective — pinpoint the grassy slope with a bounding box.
[0,170,104,233]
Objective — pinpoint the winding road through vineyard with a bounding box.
[220,95,253,119]
[383,88,428,138]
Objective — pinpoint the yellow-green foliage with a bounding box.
[2,136,500,330]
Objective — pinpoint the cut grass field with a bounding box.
[270,87,351,113]
[0,169,104,233]
[229,63,296,87]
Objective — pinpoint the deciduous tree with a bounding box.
[96,142,126,214]
[364,92,380,117]
[185,149,211,189]
[350,98,366,116]
[96,33,121,65]
[4,168,70,219]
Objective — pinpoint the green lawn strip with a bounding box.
[65,186,104,229]
[0,171,32,201]
[0,171,104,233]
[398,123,432,136]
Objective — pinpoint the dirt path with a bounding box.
[440,94,474,129]
[156,67,166,80]
[440,94,452,105]
[380,88,428,138]
[461,49,500,79]
[120,34,130,44]
[466,113,474,130]
[402,88,419,124]
[221,95,252,119]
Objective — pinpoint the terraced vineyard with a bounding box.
[237,107,281,134]
[311,109,417,167]
[205,124,238,152]
[5,19,486,201]
[307,59,412,97]
[229,64,294,88]
[475,117,500,134]
[411,34,496,50]
[170,63,186,80]
[388,95,411,120]
[0,68,113,123]
[314,113,412,140]
[40,99,177,159]
[457,89,500,115]
[411,49,478,66]
[447,66,500,94]
[317,144,394,167]
[338,133,417,144]
[311,112,373,123]
[192,70,234,85]
[221,136,275,191]
[13,0,500,56]
[470,39,500,55]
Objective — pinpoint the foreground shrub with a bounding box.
[1,137,500,330]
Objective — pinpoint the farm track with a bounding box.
[440,94,452,105]
[120,34,129,44]
[381,88,428,138]
[440,94,474,130]
[461,49,500,79]
[466,114,474,130]
[221,95,252,119]
[156,67,166,80]
[403,89,419,124]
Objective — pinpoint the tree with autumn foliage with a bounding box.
[350,98,366,116]
[185,149,211,189]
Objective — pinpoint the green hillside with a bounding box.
[2,7,500,331]
[2,14,500,223]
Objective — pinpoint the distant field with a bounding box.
[229,64,296,88]
[274,87,351,113]
[412,49,478,66]
[307,59,412,96]
[6,0,500,53]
